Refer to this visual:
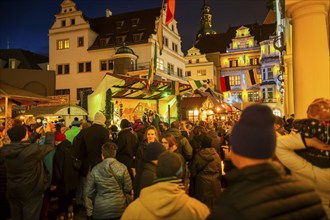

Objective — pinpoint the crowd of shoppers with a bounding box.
[0,98,328,219]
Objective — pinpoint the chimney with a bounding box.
[106,9,112,18]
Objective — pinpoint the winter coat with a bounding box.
[85,158,132,219]
[207,162,327,220]
[80,123,110,176]
[115,128,138,172]
[64,126,80,143]
[166,128,193,162]
[1,132,55,200]
[121,179,210,220]
[190,147,222,208]
[276,133,330,218]
[139,161,157,191]
[52,140,79,195]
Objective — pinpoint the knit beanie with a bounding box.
[145,142,165,161]
[156,151,183,178]
[120,119,130,129]
[230,104,276,159]
[93,112,106,125]
[7,125,26,142]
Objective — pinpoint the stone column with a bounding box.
[286,0,329,118]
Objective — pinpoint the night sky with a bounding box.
[0,0,269,56]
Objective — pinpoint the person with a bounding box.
[115,119,138,181]
[51,132,80,220]
[276,98,330,218]
[121,151,210,220]
[274,116,288,136]
[85,142,132,220]
[208,104,327,220]
[189,134,222,209]
[138,142,165,193]
[1,123,55,220]
[65,117,81,143]
[0,127,10,220]
[165,121,193,162]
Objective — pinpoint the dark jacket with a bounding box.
[52,140,79,195]
[166,128,193,162]
[1,132,55,200]
[80,123,109,176]
[115,128,138,171]
[139,161,157,191]
[190,147,222,209]
[207,162,327,220]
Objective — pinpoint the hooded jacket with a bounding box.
[121,179,210,220]
[165,128,193,162]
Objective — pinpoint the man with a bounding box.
[122,151,210,219]
[64,117,81,143]
[208,104,326,220]
[1,123,55,220]
[165,121,193,162]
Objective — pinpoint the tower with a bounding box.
[196,0,216,41]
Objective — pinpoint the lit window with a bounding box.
[197,69,206,76]
[229,75,241,86]
[57,39,70,50]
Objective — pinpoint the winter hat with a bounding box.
[7,125,27,142]
[145,142,166,161]
[55,133,66,142]
[230,104,276,159]
[93,112,106,125]
[120,119,130,129]
[307,98,330,122]
[156,151,183,178]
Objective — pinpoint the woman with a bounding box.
[85,142,132,220]
[133,126,160,199]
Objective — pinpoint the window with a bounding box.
[167,63,174,75]
[164,37,168,47]
[177,68,183,77]
[172,43,178,52]
[267,88,273,99]
[171,25,174,31]
[197,69,206,76]
[100,59,114,71]
[262,68,266,80]
[116,21,124,29]
[99,38,108,46]
[71,19,75,25]
[157,58,164,70]
[196,59,200,63]
[78,62,92,73]
[232,92,242,102]
[57,64,70,75]
[116,36,126,45]
[267,67,273,80]
[8,59,18,69]
[229,75,241,86]
[186,71,191,77]
[55,89,70,95]
[250,58,259,65]
[77,37,84,47]
[229,60,238,67]
[61,20,66,27]
[77,87,92,100]
[246,42,249,47]
[57,39,70,50]
[133,33,143,42]
[248,92,259,102]
[131,18,140,27]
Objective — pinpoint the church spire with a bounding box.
[196,0,216,41]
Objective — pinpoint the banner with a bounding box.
[165,0,175,25]
[245,68,258,87]
[220,76,231,92]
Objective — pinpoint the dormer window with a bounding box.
[99,37,109,46]
[133,33,143,42]
[131,18,140,27]
[116,21,124,29]
[9,59,19,69]
[116,36,126,45]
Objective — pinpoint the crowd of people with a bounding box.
[0,98,329,220]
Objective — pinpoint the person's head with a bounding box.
[101,142,118,159]
[200,134,213,148]
[71,117,81,127]
[306,98,329,122]
[159,122,169,132]
[110,124,118,132]
[161,133,177,151]
[230,104,276,168]
[170,121,180,129]
[7,125,27,142]
[145,142,166,162]
[156,151,183,179]
[93,112,106,125]
[192,125,207,137]
[144,126,159,143]
[274,116,284,130]
[120,119,130,129]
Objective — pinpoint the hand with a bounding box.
[305,137,330,150]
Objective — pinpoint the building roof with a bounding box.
[181,97,208,109]
[87,7,161,50]
[0,49,48,69]
[195,23,276,54]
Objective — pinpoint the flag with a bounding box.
[165,0,175,25]
[147,42,157,90]
[220,76,231,92]
[157,13,163,55]
[171,81,179,95]
[188,79,202,91]
[245,68,258,87]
